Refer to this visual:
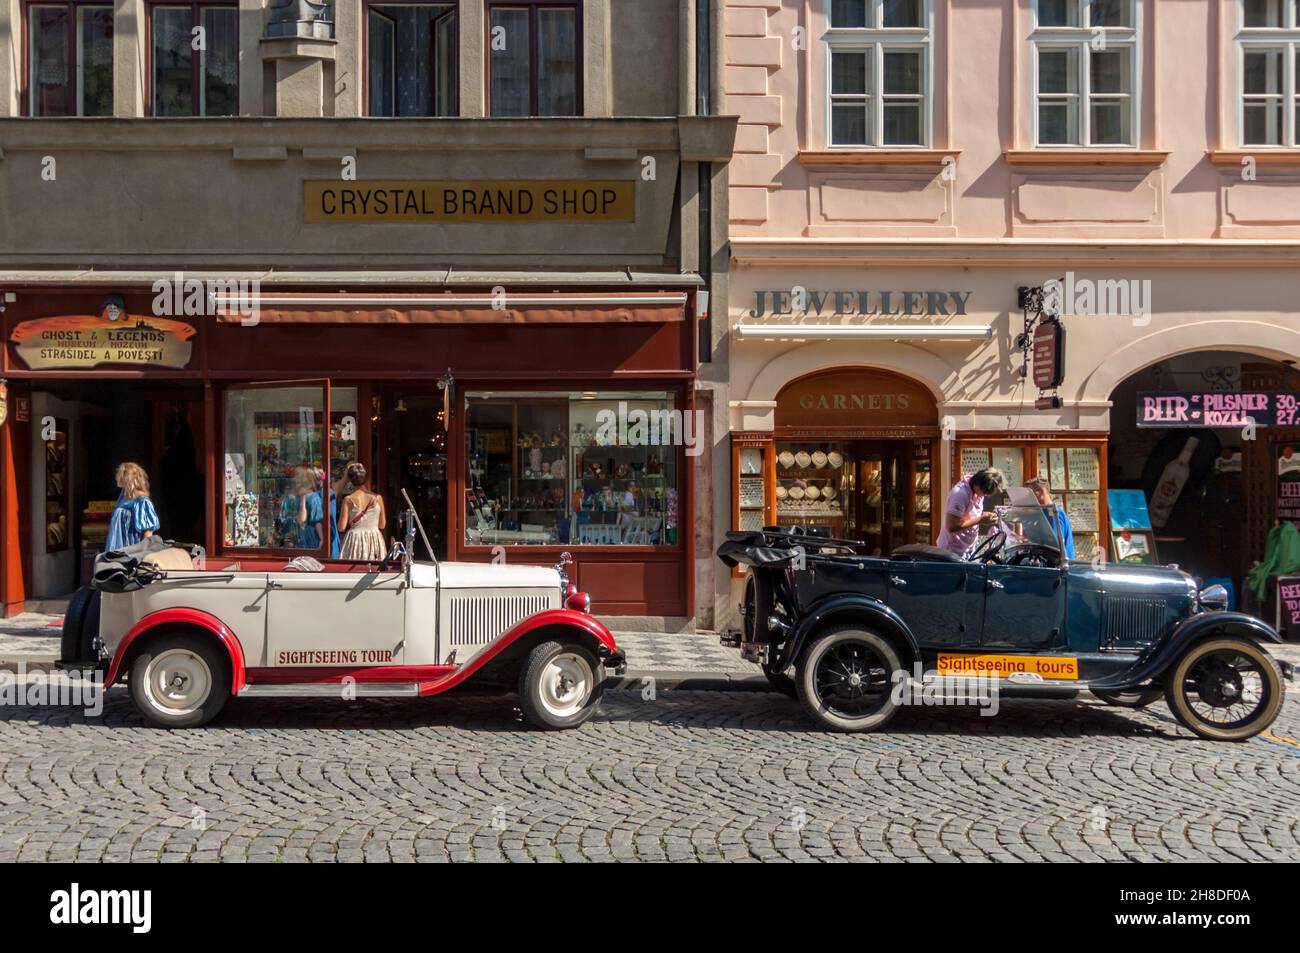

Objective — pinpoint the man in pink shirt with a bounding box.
[935,469,1005,556]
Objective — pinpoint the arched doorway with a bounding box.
[1107,350,1300,613]
[769,367,940,553]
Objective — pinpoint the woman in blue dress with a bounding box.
[293,468,324,550]
[105,462,161,552]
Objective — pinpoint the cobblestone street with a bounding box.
[2,683,1298,863]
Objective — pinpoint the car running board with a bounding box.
[238,683,422,698]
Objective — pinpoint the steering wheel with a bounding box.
[967,529,1006,564]
[1004,543,1060,568]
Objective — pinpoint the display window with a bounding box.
[954,436,1107,562]
[464,391,680,547]
[222,382,359,553]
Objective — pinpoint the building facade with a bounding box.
[0,0,736,623]
[719,0,1300,626]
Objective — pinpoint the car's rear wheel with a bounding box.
[795,626,904,732]
[1092,686,1164,709]
[518,640,603,730]
[1163,638,1284,741]
[129,634,229,728]
[59,587,101,666]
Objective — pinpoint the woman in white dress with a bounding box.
[337,462,387,561]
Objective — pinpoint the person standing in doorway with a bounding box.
[338,462,387,561]
[296,468,325,551]
[935,468,1005,556]
[105,462,161,552]
[1025,476,1075,560]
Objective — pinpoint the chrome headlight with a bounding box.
[1199,583,1229,612]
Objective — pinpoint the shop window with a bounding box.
[1238,1,1300,146]
[488,3,580,117]
[28,3,114,116]
[465,392,680,547]
[367,2,458,117]
[1031,0,1137,146]
[223,384,358,552]
[826,1,929,146]
[150,3,239,116]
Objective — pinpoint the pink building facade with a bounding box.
[717,0,1300,621]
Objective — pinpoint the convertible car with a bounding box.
[718,504,1288,741]
[60,500,624,729]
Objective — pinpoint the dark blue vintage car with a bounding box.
[717,504,1288,741]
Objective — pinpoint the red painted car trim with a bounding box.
[419,608,618,696]
[244,665,457,685]
[105,607,248,692]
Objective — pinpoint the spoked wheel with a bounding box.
[1164,638,1284,741]
[518,641,604,730]
[795,626,904,732]
[129,633,230,728]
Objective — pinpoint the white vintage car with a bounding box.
[60,506,625,729]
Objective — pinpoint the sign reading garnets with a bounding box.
[1137,391,1300,428]
[304,180,636,223]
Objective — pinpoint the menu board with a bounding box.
[1137,391,1300,428]
[1277,576,1300,640]
[1279,448,1300,526]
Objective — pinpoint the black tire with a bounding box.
[762,663,798,698]
[1163,638,1284,741]
[59,587,100,665]
[795,626,904,733]
[518,640,604,730]
[1092,686,1164,709]
[128,633,230,728]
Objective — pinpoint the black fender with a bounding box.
[1089,611,1282,691]
[778,594,921,673]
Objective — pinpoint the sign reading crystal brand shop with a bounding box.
[1136,391,1300,428]
[747,289,975,318]
[303,180,637,223]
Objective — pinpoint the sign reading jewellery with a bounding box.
[747,289,974,319]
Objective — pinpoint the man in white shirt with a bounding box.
[935,468,1005,556]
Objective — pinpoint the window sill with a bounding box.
[1208,149,1300,167]
[799,149,961,167]
[1003,149,1169,167]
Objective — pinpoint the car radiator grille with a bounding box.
[448,594,553,646]
[1101,595,1169,650]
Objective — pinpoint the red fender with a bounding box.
[105,607,247,693]
[421,608,620,696]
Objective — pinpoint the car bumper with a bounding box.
[603,648,627,676]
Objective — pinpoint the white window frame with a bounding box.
[1236,0,1300,147]
[1030,0,1141,148]
[824,0,933,149]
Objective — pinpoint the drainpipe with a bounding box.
[696,0,713,364]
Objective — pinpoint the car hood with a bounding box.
[1080,560,1198,596]
[432,561,563,590]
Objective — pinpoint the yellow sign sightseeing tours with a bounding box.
[303,179,636,224]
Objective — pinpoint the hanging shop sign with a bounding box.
[303,180,636,224]
[9,307,197,371]
[1136,391,1300,428]
[1031,318,1065,390]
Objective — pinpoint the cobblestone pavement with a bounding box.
[1,683,1299,862]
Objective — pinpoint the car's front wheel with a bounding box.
[795,626,904,732]
[129,633,230,728]
[1164,638,1284,741]
[518,640,603,730]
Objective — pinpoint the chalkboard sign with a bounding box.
[1277,576,1300,641]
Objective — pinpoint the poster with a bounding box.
[1278,448,1300,526]
[1277,576,1300,641]
[1107,490,1153,531]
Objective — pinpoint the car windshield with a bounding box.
[980,504,1062,551]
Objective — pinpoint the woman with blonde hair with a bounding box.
[105,462,160,552]
[338,461,386,561]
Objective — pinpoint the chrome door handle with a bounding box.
[268,580,284,589]
[988,579,1005,590]
[890,576,906,586]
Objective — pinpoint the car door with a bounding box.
[264,571,407,668]
[886,560,982,648]
[979,564,1066,650]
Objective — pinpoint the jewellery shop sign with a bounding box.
[1137,391,1300,428]
[10,310,197,371]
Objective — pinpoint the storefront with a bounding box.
[722,254,1300,625]
[1,282,700,618]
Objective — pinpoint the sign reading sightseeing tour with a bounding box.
[10,301,196,371]
[1136,391,1300,428]
[303,180,636,224]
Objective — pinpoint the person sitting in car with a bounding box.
[1025,476,1075,560]
[936,468,1005,557]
